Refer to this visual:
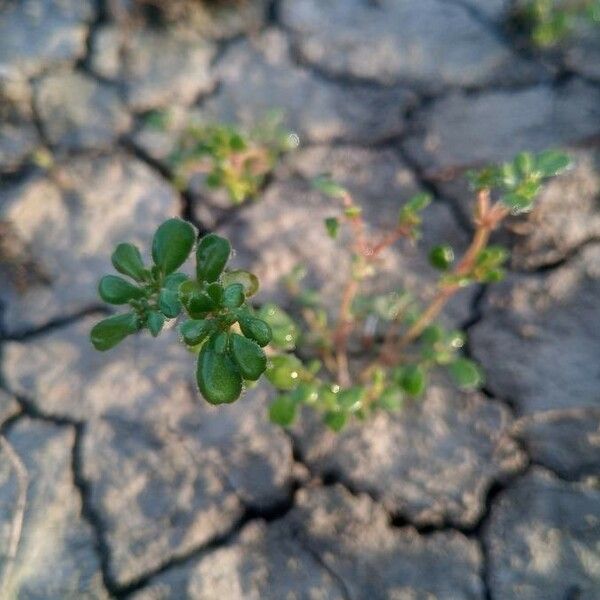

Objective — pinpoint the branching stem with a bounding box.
[396,189,507,349]
[332,191,412,386]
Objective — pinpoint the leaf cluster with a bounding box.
[146,112,295,204]
[91,219,272,405]
[92,148,572,433]
[468,150,571,214]
[514,0,599,47]
[263,149,569,431]
[265,317,483,431]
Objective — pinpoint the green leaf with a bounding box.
[324,217,340,239]
[355,291,410,321]
[269,395,297,427]
[324,411,347,432]
[210,331,230,354]
[206,171,222,188]
[502,191,533,214]
[196,234,231,283]
[399,192,432,231]
[476,246,509,268]
[98,275,145,305]
[440,273,473,288]
[239,316,272,347]
[196,346,242,405]
[312,175,346,198]
[403,192,432,214]
[448,358,484,390]
[500,162,517,188]
[152,218,196,275]
[481,268,505,283]
[337,386,364,412]
[147,310,165,337]
[291,381,319,404]
[515,179,542,202]
[229,333,267,381]
[344,206,362,218]
[318,385,340,411]
[223,283,245,308]
[535,150,571,177]
[257,304,299,350]
[221,270,260,297]
[377,387,404,411]
[420,325,445,345]
[178,279,203,302]
[111,243,146,282]
[180,319,213,346]
[229,132,246,151]
[467,166,502,191]
[187,292,217,317]
[158,288,181,318]
[90,313,140,351]
[399,365,426,397]
[265,354,304,391]
[514,151,535,177]
[206,282,224,307]
[164,272,189,292]
[428,245,454,271]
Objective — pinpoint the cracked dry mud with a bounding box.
[0,0,599,598]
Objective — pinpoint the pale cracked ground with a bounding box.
[0,1,599,599]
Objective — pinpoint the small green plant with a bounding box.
[91,150,571,429]
[90,219,272,404]
[515,0,599,46]
[146,111,295,204]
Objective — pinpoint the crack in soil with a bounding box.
[0,304,109,343]
[510,235,600,275]
[278,9,553,96]
[291,528,353,600]
[71,422,122,597]
[114,485,304,597]
[0,7,597,599]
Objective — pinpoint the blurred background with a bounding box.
[0,0,599,598]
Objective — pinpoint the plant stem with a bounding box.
[397,189,507,349]
[371,224,412,257]
[301,308,338,374]
[331,191,413,386]
[334,277,359,387]
[331,191,365,386]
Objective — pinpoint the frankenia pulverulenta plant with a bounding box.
[90,219,272,404]
[261,150,572,430]
[514,0,599,47]
[91,149,571,431]
[144,110,297,204]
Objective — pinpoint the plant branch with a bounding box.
[300,308,338,374]
[332,191,415,385]
[331,191,365,386]
[371,223,413,257]
[396,189,507,349]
